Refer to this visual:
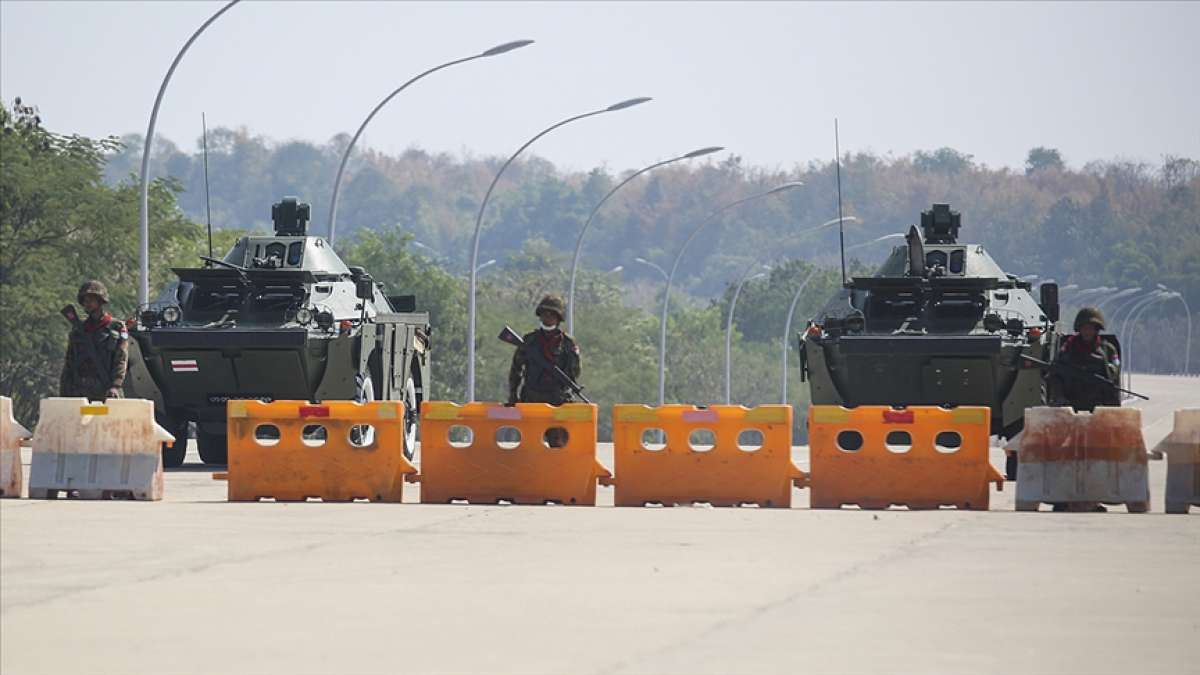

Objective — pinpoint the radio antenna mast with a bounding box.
[835,118,847,286]
[202,112,214,264]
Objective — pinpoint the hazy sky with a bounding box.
[2,1,1197,173]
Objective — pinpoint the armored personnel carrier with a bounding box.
[125,197,431,467]
[799,204,1061,475]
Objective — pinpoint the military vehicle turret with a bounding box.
[125,197,431,467]
[799,204,1062,476]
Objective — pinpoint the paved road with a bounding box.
[2,374,1197,674]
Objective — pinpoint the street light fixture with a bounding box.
[1157,283,1192,374]
[466,97,652,401]
[327,39,535,245]
[633,257,669,282]
[723,264,770,404]
[137,0,241,306]
[656,182,803,405]
[567,145,724,333]
[780,268,822,404]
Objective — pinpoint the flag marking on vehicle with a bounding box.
[171,359,199,372]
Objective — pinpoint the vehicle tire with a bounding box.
[401,375,419,461]
[197,430,228,465]
[156,415,189,469]
[350,373,376,447]
[1005,453,1018,481]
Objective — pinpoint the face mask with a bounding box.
[540,322,559,332]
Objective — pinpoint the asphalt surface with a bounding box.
[2,374,1197,675]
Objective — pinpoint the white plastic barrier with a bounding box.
[28,398,174,500]
[1,396,32,498]
[1150,408,1200,514]
[1015,406,1149,512]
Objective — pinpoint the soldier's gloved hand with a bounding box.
[504,400,517,408]
[105,387,121,399]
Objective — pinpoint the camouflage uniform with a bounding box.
[507,296,581,406]
[1047,307,1121,412]
[60,281,129,401]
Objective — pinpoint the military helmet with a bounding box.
[76,280,110,305]
[1073,306,1105,331]
[535,294,566,321]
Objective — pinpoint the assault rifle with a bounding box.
[1020,354,1149,401]
[498,325,590,403]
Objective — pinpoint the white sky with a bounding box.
[2,1,1197,173]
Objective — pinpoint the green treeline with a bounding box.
[4,100,1198,434]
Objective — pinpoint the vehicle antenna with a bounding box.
[202,112,214,266]
[835,118,847,287]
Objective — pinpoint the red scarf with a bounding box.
[1064,333,1100,355]
[538,329,563,363]
[83,312,112,334]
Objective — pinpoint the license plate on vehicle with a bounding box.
[207,394,274,405]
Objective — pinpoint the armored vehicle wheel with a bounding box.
[401,376,419,461]
[1005,453,1018,481]
[157,416,188,469]
[197,430,228,465]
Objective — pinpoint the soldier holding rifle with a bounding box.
[60,280,128,401]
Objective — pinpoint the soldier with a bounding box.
[507,295,581,405]
[60,280,129,401]
[507,295,581,448]
[1046,306,1121,412]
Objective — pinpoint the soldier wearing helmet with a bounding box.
[60,280,129,401]
[507,294,581,410]
[1047,306,1121,412]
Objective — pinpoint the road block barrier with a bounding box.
[609,405,805,507]
[2,396,32,498]
[1015,406,1149,512]
[1149,408,1199,514]
[226,400,416,502]
[417,402,609,505]
[28,398,172,500]
[808,406,1002,510]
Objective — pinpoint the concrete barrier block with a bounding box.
[28,398,172,501]
[1,396,32,498]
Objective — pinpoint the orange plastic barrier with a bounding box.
[1015,406,1150,512]
[609,405,805,507]
[808,406,1002,510]
[1,396,31,498]
[1150,408,1199,514]
[417,402,609,505]
[226,400,416,502]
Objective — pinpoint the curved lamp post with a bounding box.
[1123,291,1170,391]
[138,0,241,305]
[466,96,652,401]
[656,182,803,405]
[1096,287,1142,316]
[327,39,534,245]
[1157,283,1192,374]
[633,257,669,282]
[780,268,822,404]
[720,215,859,405]
[723,264,769,404]
[567,145,724,333]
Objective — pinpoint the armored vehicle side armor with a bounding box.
[125,197,430,466]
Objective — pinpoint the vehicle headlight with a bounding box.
[316,310,335,330]
[161,306,182,324]
[295,307,314,325]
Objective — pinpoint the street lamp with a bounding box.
[466,96,652,401]
[567,145,724,333]
[138,0,241,306]
[847,232,905,252]
[1157,283,1192,374]
[327,39,534,245]
[724,264,769,404]
[633,257,669,282]
[1123,291,1171,391]
[656,182,803,405]
[476,258,497,274]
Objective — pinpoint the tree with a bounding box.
[1025,147,1065,175]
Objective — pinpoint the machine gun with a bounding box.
[1020,354,1149,401]
[498,325,590,404]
